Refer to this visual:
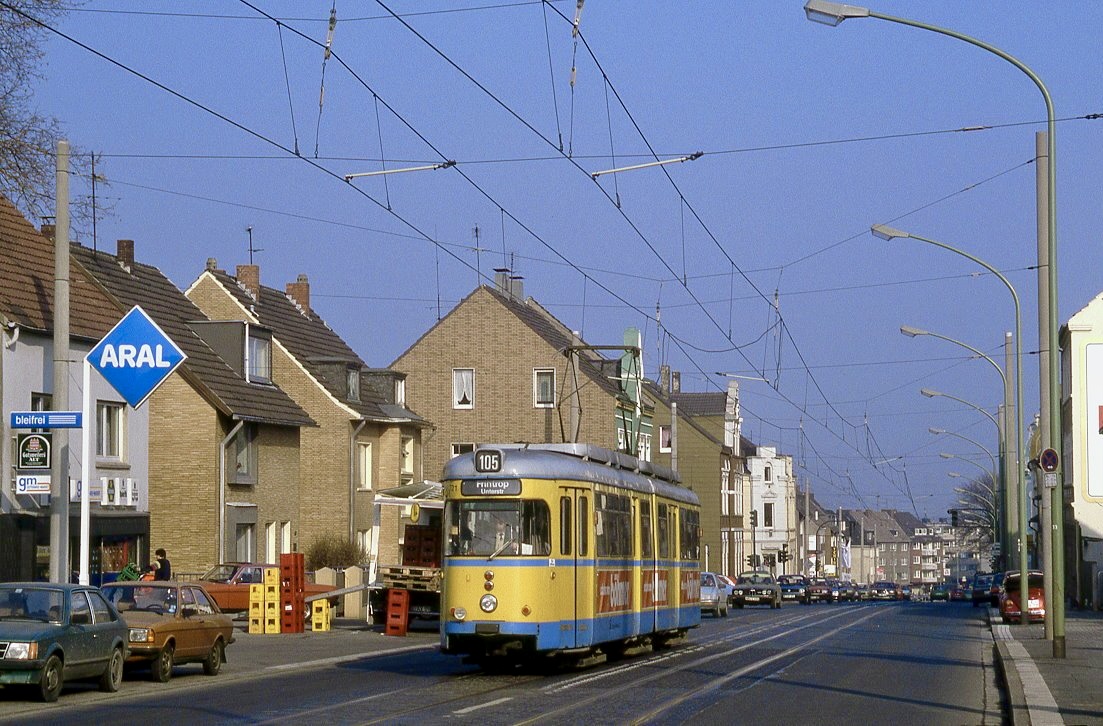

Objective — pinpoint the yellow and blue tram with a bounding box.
[440,443,701,664]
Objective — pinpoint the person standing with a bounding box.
[150,548,172,581]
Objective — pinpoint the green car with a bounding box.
[930,584,949,601]
[0,582,129,702]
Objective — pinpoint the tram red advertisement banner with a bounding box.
[681,570,701,604]
[641,569,672,608]
[597,569,633,613]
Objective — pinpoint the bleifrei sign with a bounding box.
[87,305,186,408]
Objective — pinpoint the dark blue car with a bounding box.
[0,582,128,702]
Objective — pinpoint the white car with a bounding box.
[700,572,728,617]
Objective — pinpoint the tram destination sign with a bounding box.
[462,479,522,496]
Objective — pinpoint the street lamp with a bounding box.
[874,224,1028,625]
[807,0,1063,655]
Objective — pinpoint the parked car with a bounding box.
[198,563,336,613]
[949,585,967,602]
[777,575,809,604]
[1000,571,1046,624]
[988,571,1005,607]
[971,573,994,607]
[730,571,782,609]
[806,578,831,603]
[930,583,949,601]
[700,572,728,617]
[870,581,898,601]
[0,582,128,702]
[101,581,235,682]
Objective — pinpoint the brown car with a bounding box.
[101,581,235,682]
[197,563,338,613]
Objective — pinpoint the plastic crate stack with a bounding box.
[311,598,332,631]
[248,568,281,634]
[279,552,305,633]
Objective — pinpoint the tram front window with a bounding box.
[446,500,550,557]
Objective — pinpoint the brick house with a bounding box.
[391,276,653,482]
[185,262,428,565]
[73,240,314,575]
[0,196,143,582]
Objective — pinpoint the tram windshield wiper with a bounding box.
[489,537,516,561]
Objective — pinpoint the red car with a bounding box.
[999,571,1045,624]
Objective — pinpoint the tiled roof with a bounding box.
[670,391,727,417]
[204,269,425,424]
[0,195,118,339]
[72,246,314,428]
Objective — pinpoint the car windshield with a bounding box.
[201,564,239,582]
[0,586,63,622]
[102,584,178,614]
[737,573,773,585]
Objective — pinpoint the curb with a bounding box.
[994,638,1030,726]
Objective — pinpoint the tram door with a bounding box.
[556,486,593,649]
[638,498,658,634]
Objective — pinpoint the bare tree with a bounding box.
[0,2,103,230]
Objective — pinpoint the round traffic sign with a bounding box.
[1039,447,1059,473]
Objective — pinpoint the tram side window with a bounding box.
[578,496,589,556]
[639,500,653,559]
[657,503,669,559]
[680,507,700,561]
[595,492,631,558]
[560,497,572,556]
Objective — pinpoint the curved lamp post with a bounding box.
[806,0,1063,653]
[873,224,1028,625]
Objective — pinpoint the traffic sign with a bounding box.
[87,305,186,408]
[1039,447,1059,473]
[10,411,82,428]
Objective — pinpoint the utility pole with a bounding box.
[49,140,71,583]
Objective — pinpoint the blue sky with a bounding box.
[32,1,1103,519]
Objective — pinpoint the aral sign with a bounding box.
[87,305,186,408]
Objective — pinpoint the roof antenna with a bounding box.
[246,226,263,264]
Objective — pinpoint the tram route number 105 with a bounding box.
[474,449,502,473]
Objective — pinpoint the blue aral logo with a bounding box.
[87,306,187,408]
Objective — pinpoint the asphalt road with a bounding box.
[1,601,1002,725]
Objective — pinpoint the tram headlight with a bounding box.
[479,594,498,613]
[451,607,467,621]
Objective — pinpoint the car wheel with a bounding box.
[38,654,63,703]
[203,639,224,676]
[99,646,124,693]
[720,604,728,617]
[152,642,175,683]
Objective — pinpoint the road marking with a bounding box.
[453,697,513,715]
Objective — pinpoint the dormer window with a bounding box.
[246,326,272,384]
[394,377,406,407]
[347,367,360,402]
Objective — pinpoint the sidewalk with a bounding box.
[992,609,1103,726]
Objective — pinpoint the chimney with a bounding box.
[509,275,524,301]
[206,257,218,272]
[493,268,509,295]
[116,239,134,271]
[236,264,260,300]
[286,273,310,311]
[724,380,740,449]
[660,364,670,393]
[671,371,681,393]
[40,223,55,242]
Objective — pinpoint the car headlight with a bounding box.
[479,594,498,613]
[129,628,153,643]
[4,642,37,660]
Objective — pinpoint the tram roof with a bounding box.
[443,443,698,506]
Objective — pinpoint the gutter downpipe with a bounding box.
[349,420,366,542]
[219,420,245,564]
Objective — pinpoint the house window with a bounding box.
[357,529,371,558]
[534,368,555,408]
[281,521,292,554]
[395,378,406,407]
[31,393,51,433]
[247,330,272,383]
[764,465,772,482]
[236,523,255,561]
[452,368,474,409]
[658,425,671,453]
[230,423,258,485]
[451,443,475,458]
[400,436,414,484]
[96,401,125,460]
[357,442,373,490]
[265,522,277,564]
[764,502,774,529]
[347,368,360,402]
